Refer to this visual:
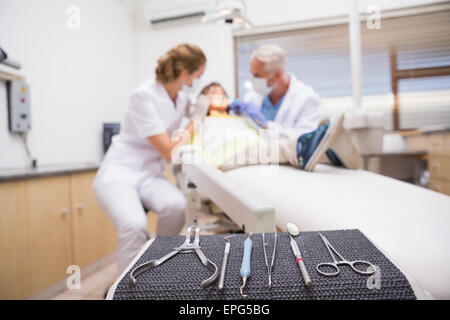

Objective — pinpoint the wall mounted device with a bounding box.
[7,80,31,133]
[103,123,121,153]
[7,80,37,168]
[144,0,212,26]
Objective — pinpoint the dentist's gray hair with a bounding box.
[251,44,287,72]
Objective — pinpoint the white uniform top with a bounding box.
[94,79,190,188]
[243,74,321,141]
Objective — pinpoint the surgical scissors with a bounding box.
[130,217,219,288]
[316,233,376,277]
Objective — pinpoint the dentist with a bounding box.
[230,44,362,170]
[93,43,209,273]
[230,44,321,140]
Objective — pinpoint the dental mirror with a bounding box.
[286,222,300,237]
[286,221,313,286]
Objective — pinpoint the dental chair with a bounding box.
[222,163,450,299]
[177,114,450,299]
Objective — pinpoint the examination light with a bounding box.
[202,0,253,29]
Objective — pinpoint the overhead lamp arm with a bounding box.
[0,47,21,70]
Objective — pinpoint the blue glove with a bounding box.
[229,99,246,115]
[230,99,267,127]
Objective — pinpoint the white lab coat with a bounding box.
[243,75,320,140]
[94,79,190,188]
[93,78,190,274]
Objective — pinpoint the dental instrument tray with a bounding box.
[111,229,416,300]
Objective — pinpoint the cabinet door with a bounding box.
[70,172,117,268]
[428,134,445,156]
[406,135,428,152]
[26,175,72,295]
[429,178,450,196]
[428,156,450,182]
[0,180,30,299]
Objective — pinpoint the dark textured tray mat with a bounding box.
[113,229,416,300]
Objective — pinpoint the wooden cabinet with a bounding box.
[70,172,117,268]
[0,168,165,299]
[428,156,450,181]
[429,179,450,195]
[406,135,427,152]
[0,170,119,299]
[406,132,450,156]
[406,132,450,195]
[0,180,30,300]
[26,175,73,295]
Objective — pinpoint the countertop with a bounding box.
[362,150,428,157]
[0,162,100,182]
[397,126,450,137]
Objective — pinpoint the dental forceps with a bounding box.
[130,217,219,288]
[316,233,376,277]
[218,235,236,291]
[262,233,277,288]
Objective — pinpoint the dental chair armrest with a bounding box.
[182,163,276,233]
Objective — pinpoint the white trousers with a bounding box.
[93,177,185,274]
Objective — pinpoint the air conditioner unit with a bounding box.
[144,0,214,25]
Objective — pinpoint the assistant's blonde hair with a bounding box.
[155,43,206,84]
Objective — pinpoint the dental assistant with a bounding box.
[93,43,209,273]
[230,44,321,140]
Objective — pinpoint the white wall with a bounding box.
[0,0,137,169]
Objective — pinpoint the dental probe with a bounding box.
[239,233,253,297]
[218,235,236,291]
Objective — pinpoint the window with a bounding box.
[235,5,450,130]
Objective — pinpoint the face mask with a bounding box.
[251,76,273,96]
[182,77,201,94]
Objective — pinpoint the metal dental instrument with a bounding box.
[286,222,312,287]
[218,234,236,291]
[239,233,253,297]
[130,217,219,288]
[316,233,376,277]
[262,233,277,288]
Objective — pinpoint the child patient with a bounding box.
[199,82,230,116]
[197,82,362,171]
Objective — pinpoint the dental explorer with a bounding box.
[239,232,253,297]
[218,235,236,291]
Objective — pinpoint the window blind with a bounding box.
[235,6,450,130]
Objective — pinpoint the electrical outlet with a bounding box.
[7,80,31,133]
